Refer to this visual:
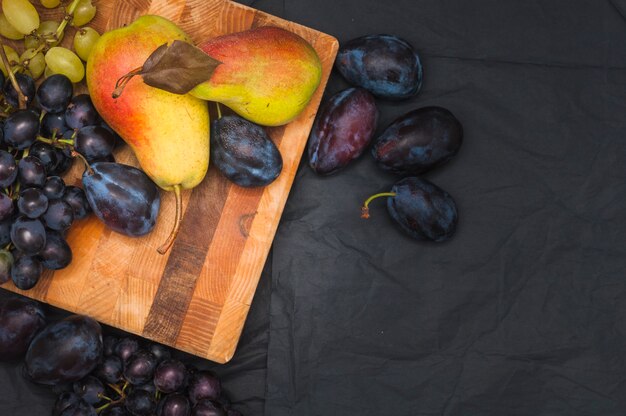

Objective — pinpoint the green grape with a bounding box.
[73,26,100,61]
[44,46,84,82]
[2,0,40,35]
[44,65,55,78]
[0,45,20,77]
[24,34,40,49]
[24,20,64,49]
[68,0,96,27]
[0,13,24,40]
[40,0,61,8]
[20,48,45,79]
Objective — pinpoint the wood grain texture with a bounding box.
[1,0,338,363]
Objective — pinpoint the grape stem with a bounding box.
[157,184,183,255]
[0,44,27,109]
[56,0,83,40]
[361,192,397,219]
[36,134,74,148]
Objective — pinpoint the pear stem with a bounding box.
[361,192,397,219]
[0,44,26,109]
[157,184,183,255]
[216,102,222,119]
[112,67,144,98]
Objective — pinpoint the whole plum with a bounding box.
[362,177,458,242]
[371,106,463,176]
[307,87,378,175]
[335,34,422,100]
[0,296,46,360]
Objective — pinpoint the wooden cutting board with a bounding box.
[1,0,338,363]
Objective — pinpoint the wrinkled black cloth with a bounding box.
[2,1,626,415]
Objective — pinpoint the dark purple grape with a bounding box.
[18,155,46,188]
[366,177,458,242]
[63,186,91,220]
[0,296,46,360]
[3,109,39,149]
[41,112,69,138]
[103,335,118,356]
[49,147,74,176]
[308,87,378,175]
[0,193,14,221]
[149,343,172,363]
[10,255,42,290]
[114,337,140,363]
[226,410,242,416]
[65,95,99,129]
[0,249,12,284]
[59,399,97,416]
[95,354,123,384]
[3,73,36,108]
[371,107,463,175]
[43,199,74,231]
[53,392,82,416]
[210,115,282,187]
[82,162,160,237]
[157,393,191,416]
[11,216,46,254]
[134,381,157,395]
[188,371,221,405]
[73,375,105,405]
[38,230,72,270]
[100,122,124,149]
[123,350,157,385]
[29,141,59,173]
[75,126,116,162]
[18,187,49,218]
[335,34,422,100]
[0,150,18,188]
[154,359,187,393]
[125,389,156,416]
[102,407,131,416]
[44,176,66,200]
[191,400,226,416]
[37,74,73,113]
[24,314,103,385]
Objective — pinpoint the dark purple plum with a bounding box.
[157,393,191,416]
[191,400,226,416]
[37,74,73,113]
[371,106,463,175]
[24,314,103,385]
[0,296,46,360]
[308,87,378,175]
[75,126,116,162]
[82,162,160,237]
[63,186,91,220]
[362,177,458,242]
[188,371,221,405]
[73,375,105,405]
[335,34,422,100]
[3,109,40,149]
[3,73,36,108]
[211,115,282,187]
[123,350,157,385]
[114,337,140,363]
[95,354,123,384]
[154,359,187,393]
[38,230,72,270]
[125,389,156,416]
[10,254,42,290]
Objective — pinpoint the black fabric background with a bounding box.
[2,0,626,415]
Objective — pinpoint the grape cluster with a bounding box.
[1,0,100,83]
[54,335,243,416]
[0,72,121,288]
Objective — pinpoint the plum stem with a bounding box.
[361,192,397,219]
[0,44,26,109]
[112,67,144,98]
[157,184,183,255]
[216,102,223,119]
[71,150,94,175]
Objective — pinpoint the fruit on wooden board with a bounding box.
[307,87,378,175]
[211,112,283,187]
[0,296,46,360]
[190,26,322,127]
[371,106,463,176]
[86,15,210,253]
[335,34,423,100]
[362,177,458,242]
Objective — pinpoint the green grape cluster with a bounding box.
[0,0,100,83]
